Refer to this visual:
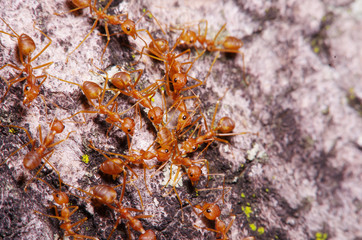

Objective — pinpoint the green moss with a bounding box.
[249,223,257,231]
[257,227,265,234]
[241,193,245,198]
[242,205,253,218]
[82,154,90,164]
[265,188,269,192]
[315,232,328,240]
[313,46,320,53]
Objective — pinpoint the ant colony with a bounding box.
[0,0,258,239]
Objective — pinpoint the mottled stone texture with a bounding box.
[0,0,361,240]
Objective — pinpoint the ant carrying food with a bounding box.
[0,17,53,106]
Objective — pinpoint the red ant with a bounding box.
[180,91,258,156]
[56,0,165,63]
[33,174,98,240]
[110,68,166,127]
[0,111,72,189]
[0,17,53,106]
[174,19,248,85]
[50,64,138,146]
[88,140,166,197]
[185,188,239,240]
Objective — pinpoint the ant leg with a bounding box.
[107,217,121,240]
[53,5,88,16]
[100,22,110,64]
[46,130,74,148]
[135,10,166,35]
[66,19,100,63]
[0,123,35,165]
[203,51,219,83]
[30,23,52,63]
[212,23,227,43]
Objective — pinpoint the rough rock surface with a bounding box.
[0,0,361,240]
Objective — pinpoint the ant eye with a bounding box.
[192,146,197,150]
[190,173,194,177]
[128,128,131,132]
[126,27,130,31]
[174,78,178,83]
[165,149,169,153]
[206,209,211,213]
[150,116,154,120]
[25,86,30,91]
[182,115,187,120]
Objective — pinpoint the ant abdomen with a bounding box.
[71,0,90,8]
[111,72,131,90]
[18,34,36,58]
[23,151,42,170]
[139,229,156,240]
[216,117,235,133]
[100,158,125,175]
[82,81,102,100]
[92,185,117,204]
[223,36,243,50]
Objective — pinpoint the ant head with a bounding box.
[83,81,102,100]
[176,111,191,132]
[121,19,137,40]
[148,106,164,125]
[100,158,125,175]
[121,117,135,136]
[181,138,198,153]
[18,34,35,60]
[111,72,131,90]
[216,117,235,133]
[50,118,65,133]
[201,203,221,220]
[71,0,91,8]
[171,73,187,92]
[92,185,117,205]
[187,165,202,183]
[23,83,40,107]
[53,191,69,205]
[155,145,172,162]
[149,38,169,54]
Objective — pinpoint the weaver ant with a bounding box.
[56,0,165,63]
[0,17,53,106]
[0,111,72,189]
[90,169,156,240]
[33,174,97,240]
[181,91,258,156]
[110,68,166,127]
[185,188,237,240]
[174,19,248,85]
[51,64,138,146]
